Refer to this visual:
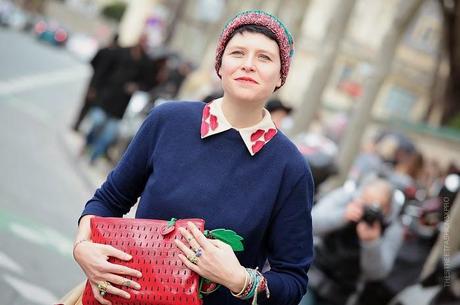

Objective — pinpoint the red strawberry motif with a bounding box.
[264,128,277,142]
[203,105,211,119]
[201,281,218,293]
[251,129,265,142]
[201,121,209,136]
[210,115,218,130]
[252,141,265,154]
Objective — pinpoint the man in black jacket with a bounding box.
[72,34,119,131]
[83,34,165,164]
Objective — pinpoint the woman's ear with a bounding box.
[276,76,282,88]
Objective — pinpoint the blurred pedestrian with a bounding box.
[300,178,403,305]
[73,10,314,305]
[420,159,443,195]
[84,33,163,164]
[202,90,223,104]
[388,151,424,194]
[374,131,416,166]
[161,60,194,99]
[265,98,292,130]
[348,131,419,188]
[72,33,120,132]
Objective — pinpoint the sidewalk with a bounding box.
[57,127,138,218]
[57,128,111,192]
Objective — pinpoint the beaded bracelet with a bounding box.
[231,267,270,305]
[252,269,270,303]
[244,269,259,300]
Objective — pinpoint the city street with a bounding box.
[0,2,459,303]
[0,28,101,304]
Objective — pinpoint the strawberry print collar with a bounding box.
[201,98,278,156]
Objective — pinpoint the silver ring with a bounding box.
[194,248,203,257]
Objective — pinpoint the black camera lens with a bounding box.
[361,203,384,225]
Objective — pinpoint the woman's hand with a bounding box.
[73,240,143,305]
[175,222,247,293]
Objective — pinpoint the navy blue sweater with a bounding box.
[82,101,314,305]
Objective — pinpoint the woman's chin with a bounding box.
[231,89,267,103]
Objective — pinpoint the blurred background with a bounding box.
[0,0,459,304]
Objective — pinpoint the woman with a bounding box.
[73,10,314,305]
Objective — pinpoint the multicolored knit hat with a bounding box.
[215,10,294,89]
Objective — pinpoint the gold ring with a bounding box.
[97,281,110,296]
[187,254,199,264]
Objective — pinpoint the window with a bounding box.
[384,86,417,120]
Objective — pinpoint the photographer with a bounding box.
[302,179,403,305]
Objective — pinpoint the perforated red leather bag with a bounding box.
[82,216,205,305]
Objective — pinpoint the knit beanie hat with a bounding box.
[215,10,294,89]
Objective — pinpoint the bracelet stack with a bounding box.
[231,267,270,305]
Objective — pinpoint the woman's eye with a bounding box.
[231,51,244,56]
[259,54,271,61]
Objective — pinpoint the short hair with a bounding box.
[228,24,278,47]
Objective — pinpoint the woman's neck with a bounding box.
[220,96,265,129]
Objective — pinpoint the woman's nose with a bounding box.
[241,55,256,72]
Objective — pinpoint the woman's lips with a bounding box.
[235,77,258,84]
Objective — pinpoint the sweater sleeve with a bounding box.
[80,109,161,219]
[259,170,315,305]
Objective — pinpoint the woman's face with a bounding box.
[219,31,282,105]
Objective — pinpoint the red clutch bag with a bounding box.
[82,216,205,305]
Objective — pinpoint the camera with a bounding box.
[361,203,384,225]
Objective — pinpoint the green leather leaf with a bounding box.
[167,218,177,227]
[209,229,244,251]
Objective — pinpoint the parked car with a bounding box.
[0,1,25,29]
[33,19,69,47]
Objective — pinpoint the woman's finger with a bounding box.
[178,227,202,251]
[104,245,133,261]
[104,261,143,278]
[178,254,201,274]
[104,274,141,290]
[90,281,112,305]
[175,239,196,257]
[103,281,132,299]
[187,222,211,249]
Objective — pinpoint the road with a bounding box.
[0,28,102,304]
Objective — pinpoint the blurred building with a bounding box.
[14,0,46,12]
[49,0,453,132]
[159,0,445,126]
[276,0,443,126]
[324,0,443,125]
